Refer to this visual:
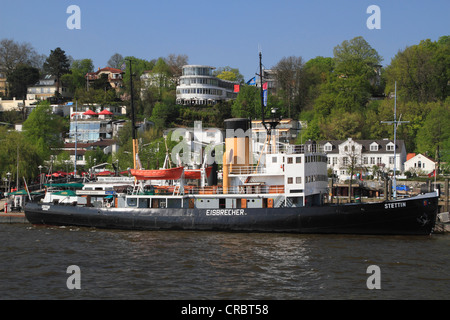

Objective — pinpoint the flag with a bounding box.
[428,169,435,177]
[263,88,268,107]
[246,77,256,85]
[263,82,268,106]
[120,62,126,71]
[234,84,240,93]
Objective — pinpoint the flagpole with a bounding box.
[74,100,78,177]
[127,58,138,170]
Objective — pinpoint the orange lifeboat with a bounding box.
[130,167,184,180]
[184,167,212,180]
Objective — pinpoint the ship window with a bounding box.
[288,177,293,184]
[296,157,301,163]
[287,157,293,164]
[296,177,302,184]
[272,156,277,163]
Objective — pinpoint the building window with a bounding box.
[377,157,382,165]
[387,144,394,151]
[370,144,378,151]
[389,157,394,164]
[363,157,368,165]
[332,157,337,165]
[343,157,349,165]
[324,144,332,151]
[370,157,375,165]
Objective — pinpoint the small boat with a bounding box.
[130,167,184,180]
[184,167,212,180]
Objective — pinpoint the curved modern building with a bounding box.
[176,65,238,105]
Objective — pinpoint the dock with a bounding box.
[0,199,29,224]
[0,212,29,224]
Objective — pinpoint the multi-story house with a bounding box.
[176,65,238,106]
[320,138,407,181]
[86,67,124,91]
[26,75,72,100]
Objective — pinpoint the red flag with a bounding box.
[234,84,240,93]
[428,169,435,177]
[262,82,268,90]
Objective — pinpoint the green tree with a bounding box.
[385,36,450,103]
[416,102,450,162]
[43,47,70,96]
[214,66,244,83]
[7,64,39,118]
[231,85,261,118]
[62,58,94,92]
[22,101,64,159]
[303,56,334,110]
[0,127,42,186]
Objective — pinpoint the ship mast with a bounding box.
[127,59,139,170]
[381,82,409,199]
[258,52,279,152]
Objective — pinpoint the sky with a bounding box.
[0,0,449,80]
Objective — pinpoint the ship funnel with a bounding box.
[222,118,252,193]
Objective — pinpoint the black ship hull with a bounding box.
[24,193,438,235]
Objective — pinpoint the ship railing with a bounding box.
[229,165,267,175]
[184,185,285,195]
[264,144,324,154]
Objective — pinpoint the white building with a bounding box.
[27,75,72,100]
[176,65,238,105]
[320,138,407,181]
[404,153,436,175]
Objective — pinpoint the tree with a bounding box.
[303,56,334,110]
[166,54,189,77]
[333,36,382,73]
[231,85,261,118]
[311,36,383,131]
[107,53,124,69]
[43,47,70,96]
[274,56,307,118]
[0,39,41,76]
[62,58,94,92]
[214,66,244,83]
[385,36,450,103]
[416,102,450,165]
[8,64,39,112]
[0,127,42,186]
[22,101,65,159]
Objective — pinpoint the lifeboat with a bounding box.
[184,167,212,180]
[130,167,184,180]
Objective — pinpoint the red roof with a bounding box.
[97,67,124,74]
[407,153,416,161]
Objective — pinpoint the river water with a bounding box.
[1,224,449,301]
